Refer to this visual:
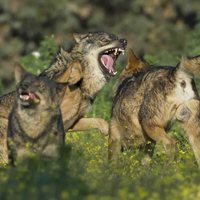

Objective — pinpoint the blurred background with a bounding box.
[1,0,200,95]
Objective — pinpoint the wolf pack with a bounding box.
[1,32,200,167]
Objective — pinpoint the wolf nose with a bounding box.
[119,39,127,46]
[19,84,29,93]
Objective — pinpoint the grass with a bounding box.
[0,114,200,200]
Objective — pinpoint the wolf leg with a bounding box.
[142,125,176,160]
[70,117,109,136]
[0,119,8,165]
[0,136,8,164]
[140,139,156,165]
[181,99,200,167]
[108,119,122,162]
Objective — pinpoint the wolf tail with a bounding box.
[179,55,200,75]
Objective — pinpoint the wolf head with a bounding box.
[14,64,66,109]
[72,32,127,78]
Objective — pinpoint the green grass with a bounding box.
[0,128,200,200]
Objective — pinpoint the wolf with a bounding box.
[109,52,200,167]
[7,65,66,165]
[0,60,87,164]
[0,60,79,164]
[40,32,127,134]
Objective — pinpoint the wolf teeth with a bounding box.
[114,48,118,55]
[118,48,125,55]
[113,71,117,75]
[104,48,123,55]
[20,94,29,101]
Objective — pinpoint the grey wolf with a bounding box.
[7,65,66,165]
[41,32,127,134]
[109,50,200,167]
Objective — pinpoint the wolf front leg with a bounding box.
[0,119,9,165]
[70,117,109,136]
[181,99,200,167]
[108,118,123,162]
[43,115,66,159]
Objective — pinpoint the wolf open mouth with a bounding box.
[100,47,125,76]
[19,91,40,106]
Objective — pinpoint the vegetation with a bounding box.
[0,128,200,200]
[1,1,200,199]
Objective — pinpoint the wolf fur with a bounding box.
[109,50,200,167]
[7,65,66,165]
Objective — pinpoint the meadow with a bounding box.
[0,36,200,200]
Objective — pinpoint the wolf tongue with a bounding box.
[101,55,114,72]
[29,93,36,100]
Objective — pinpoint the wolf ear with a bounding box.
[125,48,148,73]
[180,56,200,75]
[55,61,82,85]
[60,47,71,60]
[73,33,88,43]
[126,48,140,70]
[14,63,26,83]
[67,61,82,85]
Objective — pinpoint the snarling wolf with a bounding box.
[0,32,127,163]
[41,32,127,133]
[109,50,200,167]
[7,65,66,165]
[0,60,80,164]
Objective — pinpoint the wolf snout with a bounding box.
[18,88,28,94]
[119,38,127,46]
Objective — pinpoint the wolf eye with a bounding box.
[98,38,110,46]
[100,38,110,43]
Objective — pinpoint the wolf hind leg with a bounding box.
[140,139,156,165]
[142,125,176,160]
[108,119,123,162]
